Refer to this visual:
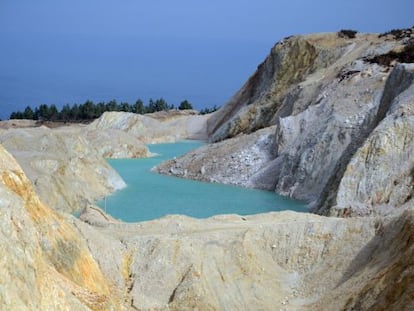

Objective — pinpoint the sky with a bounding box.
[0,0,413,120]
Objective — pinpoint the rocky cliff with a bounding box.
[77,205,414,310]
[2,134,413,309]
[332,64,414,216]
[0,144,124,310]
[0,110,208,213]
[207,32,390,141]
[2,29,414,310]
[0,110,211,309]
[0,126,129,212]
[88,109,209,143]
[2,139,413,310]
[154,126,276,188]
[156,29,414,217]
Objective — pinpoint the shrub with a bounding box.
[178,100,193,110]
[379,27,413,40]
[338,29,358,39]
[365,43,414,66]
[199,105,219,115]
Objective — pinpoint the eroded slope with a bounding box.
[77,205,414,310]
[0,144,124,310]
[156,31,414,217]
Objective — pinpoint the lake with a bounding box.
[98,141,307,222]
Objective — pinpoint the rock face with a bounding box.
[2,131,413,310]
[2,30,414,310]
[207,33,390,142]
[77,206,414,310]
[156,31,414,217]
[0,109,208,213]
[84,128,150,159]
[313,209,414,310]
[332,64,414,216]
[0,126,128,212]
[155,127,276,189]
[0,144,122,310]
[88,110,209,143]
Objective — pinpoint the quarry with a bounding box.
[1,29,414,310]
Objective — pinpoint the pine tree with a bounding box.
[178,100,193,110]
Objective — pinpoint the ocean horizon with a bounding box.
[0,34,270,120]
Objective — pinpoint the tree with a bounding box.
[133,99,145,114]
[199,105,220,115]
[49,104,59,121]
[60,104,72,121]
[178,100,193,110]
[95,102,106,117]
[10,111,22,119]
[119,102,132,112]
[79,100,96,119]
[147,98,156,113]
[69,104,80,120]
[38,104,51,120]
[154,98,169,111]
[23,106,35,119]
[106,99,118,112]
[7,94,192,122]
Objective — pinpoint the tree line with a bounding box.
[9,98,218,121]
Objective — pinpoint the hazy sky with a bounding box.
[0,0,413,119]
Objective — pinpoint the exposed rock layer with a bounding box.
[0,145,123,310]
[157,31,414,217]
[77,206,414,310]
[89,110,209,143]
[0,110,209,212]
[0,126,127,212]
[332,64,414,216]
[1,30,414,311]
[155,127,276,188]
[207,33,393,142]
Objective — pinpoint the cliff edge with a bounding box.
[2,29,414,310]
[0,144,124,310]
[156,29,414,217]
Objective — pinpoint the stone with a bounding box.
[78,207,414,310]
[332,64,414,216]
[154,127,276,189]
[88,110,210,143]
[156,33,414,218]
[0,144,123,310]
[0,109,209,213]
[0,126,127,213]
[2,30,414,310]
[207,33,393,142]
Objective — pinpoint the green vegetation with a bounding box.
[199,105,219,115]
[9,98,214,121]
[337,29,358,39]
[379,26,414,39]
[365,43,414,66]
[178,100,193,110]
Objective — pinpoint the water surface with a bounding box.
[98,141,307,222]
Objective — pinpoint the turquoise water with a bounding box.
[98,141,308,222]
